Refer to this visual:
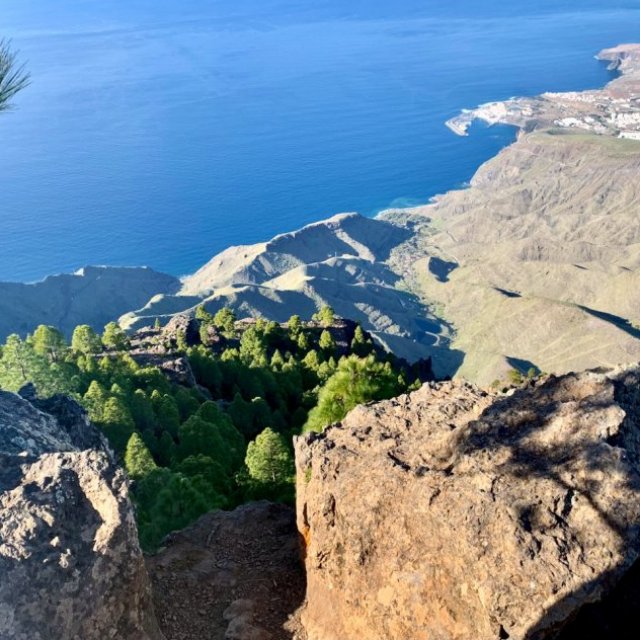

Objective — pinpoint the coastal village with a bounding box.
[447,43,640,140]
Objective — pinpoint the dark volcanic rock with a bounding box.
[295,366,640,640]
[0,390,163,640]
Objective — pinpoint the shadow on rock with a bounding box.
[454,368,640,639]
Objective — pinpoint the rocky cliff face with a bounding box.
[0,388,163,640]
[295,366,640,640]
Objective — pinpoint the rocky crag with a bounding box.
[0,387,163,640]
[295,366,640,640]
[5,363,640,639]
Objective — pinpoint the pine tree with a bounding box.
[157,431,176,466]
[245,428,293,485]
[153,393,180,436]
[270,349,285,370]
[0,39,30,112]
[101,396,136,452]
[82,380,109,422]
[195,305,214,323]
[71,325,102,355]
[0,334,38,390]
[32,325,66,362]
[176,329,188,352]
[304,355,403,433]
[228,392,254,439]
[213,307,236,333]
[296,332,310,352]
[287,314,302,338]
[351,324,372,356]
[312,305,335,326]
[125,432,158,480]
[129,389,158,432]
[319,329,336,353]
[102,322,130,351]
[177,416,226,467]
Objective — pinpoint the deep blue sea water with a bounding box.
[1,1,640,282]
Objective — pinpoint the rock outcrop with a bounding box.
[0,389,163,640]
[295,366,640,640]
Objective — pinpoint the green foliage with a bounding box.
[312,305,335,326]
[125,432,158,480]
[0,333,73,396]
[304,355,404,432]
[318,329,336,353]
[100,396,136,452]
[32,325,66,362]
[296,332,310,351]
[71,325,102,355]
[288,314,302,337]
[195,305,214,323]
[0,39,30,113]
[102,322,130,351]
[0,309,423,551]
[239,326,268,366]
[176,330,188,353]
[213,307,236,333]
[245,427,294,485]
[351,325,372,356]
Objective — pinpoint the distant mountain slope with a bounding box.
[383,130,640,383]
[180,212,411,295]
[0,266,180,340]
[121,214,456,369]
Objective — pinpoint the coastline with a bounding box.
[445,44,640,139]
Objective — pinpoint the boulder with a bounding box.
[0,389,163,640]
[295,366,640,640]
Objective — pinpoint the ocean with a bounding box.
[1,0,639,282]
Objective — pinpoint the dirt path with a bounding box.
[146,502,307,640]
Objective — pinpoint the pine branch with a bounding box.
[0,38,30,112]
